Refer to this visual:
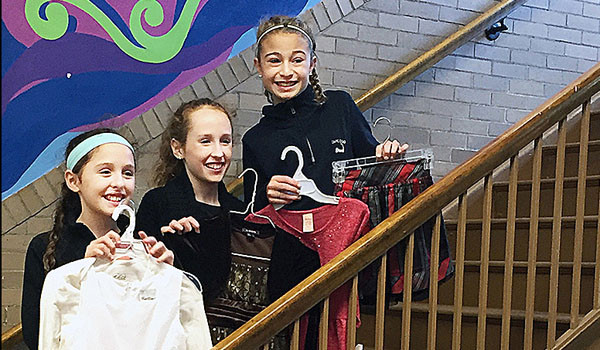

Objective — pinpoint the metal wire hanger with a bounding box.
[230,167,276,228]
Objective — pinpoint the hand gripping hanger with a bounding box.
[273,145,339,210]
[230,168,276,228]
[111,200,148,259]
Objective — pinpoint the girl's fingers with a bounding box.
[187,217,200,233]
[148,242,174,265]
[106,231,121,243]
[376,140,409,159]
[157,250,175,265]
[181,220,193,233]
[169,220,184,233]
[160,225,176,234]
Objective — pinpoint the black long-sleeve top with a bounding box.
[242,87,378,211]
[21,223,96,350]
[135,173,245,302]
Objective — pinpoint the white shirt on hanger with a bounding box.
[39,255,212,350]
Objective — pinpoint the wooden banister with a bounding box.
[1,324,23,349]
[213,64,600,349]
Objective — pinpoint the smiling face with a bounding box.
[171,106,233,189]
[254,31,316,104]
[66,143,135,225]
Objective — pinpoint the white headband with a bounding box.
[66,133,134,170]
[256,24,314,52]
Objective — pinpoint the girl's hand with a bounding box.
[376,140,409,160]
[267,175,301,205]
[160,216,200,235]
[138,231,174,265]
[84,231,120,260]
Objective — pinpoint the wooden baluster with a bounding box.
[524,138,542,350]
[452,193,467,350]
[572,100,590,327]
[501,156,518,350]
[547,118,567,348]
[402,234,415,350]
[596,184,600,310]
[347,276,358,350]
[427,214,441,350]
[375,254,387,350]
[319,298,329,350]
[477,175,493,349]
[290,319,300,350]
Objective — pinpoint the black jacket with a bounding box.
[135,173,245,302]
[21,223,97,350]
[136,174,246,235]
[242,87,378,210]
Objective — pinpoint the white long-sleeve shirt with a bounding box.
[39,254,212,350]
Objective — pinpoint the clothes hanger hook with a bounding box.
[373,116,392,144]
[112,199,136,241]
[280,145,304,178]
[230,168,259,216]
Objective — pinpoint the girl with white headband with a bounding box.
[21,128,174,350]
[243,15,409,211]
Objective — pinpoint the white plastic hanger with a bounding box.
[230,168,276,228]
[111,200,148,260]
[273,145,339,210]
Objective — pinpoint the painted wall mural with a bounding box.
[2,0,318,199]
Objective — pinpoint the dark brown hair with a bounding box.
[42,128,132,272]
[255,15,327,105]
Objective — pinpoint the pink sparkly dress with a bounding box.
[246,197,371,350]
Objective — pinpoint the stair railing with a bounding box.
[213,63,599,349]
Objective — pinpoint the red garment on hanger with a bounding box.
[247,197,370,350]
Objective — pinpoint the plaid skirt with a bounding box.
[334,158,454,302]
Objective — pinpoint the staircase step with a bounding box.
[434,265,595,312]
[491,174,600,189]
[386,303,579,325]
[445,215,599,228]
[462,260,597,275]
[357,302,572,349]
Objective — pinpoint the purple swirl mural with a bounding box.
[2,0,316,199]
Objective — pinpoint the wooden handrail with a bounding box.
[355,0,528,112]
[1,324,23,348]
[213,62,600,349]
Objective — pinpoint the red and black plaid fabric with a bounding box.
[335,158,454,302]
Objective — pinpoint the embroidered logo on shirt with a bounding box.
[112,273,126,281]
[331,139,346,153]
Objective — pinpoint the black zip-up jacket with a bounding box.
[242,87,378,210]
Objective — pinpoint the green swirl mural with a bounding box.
[2,0,319,198]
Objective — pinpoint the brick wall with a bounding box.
[2,0,599,332]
